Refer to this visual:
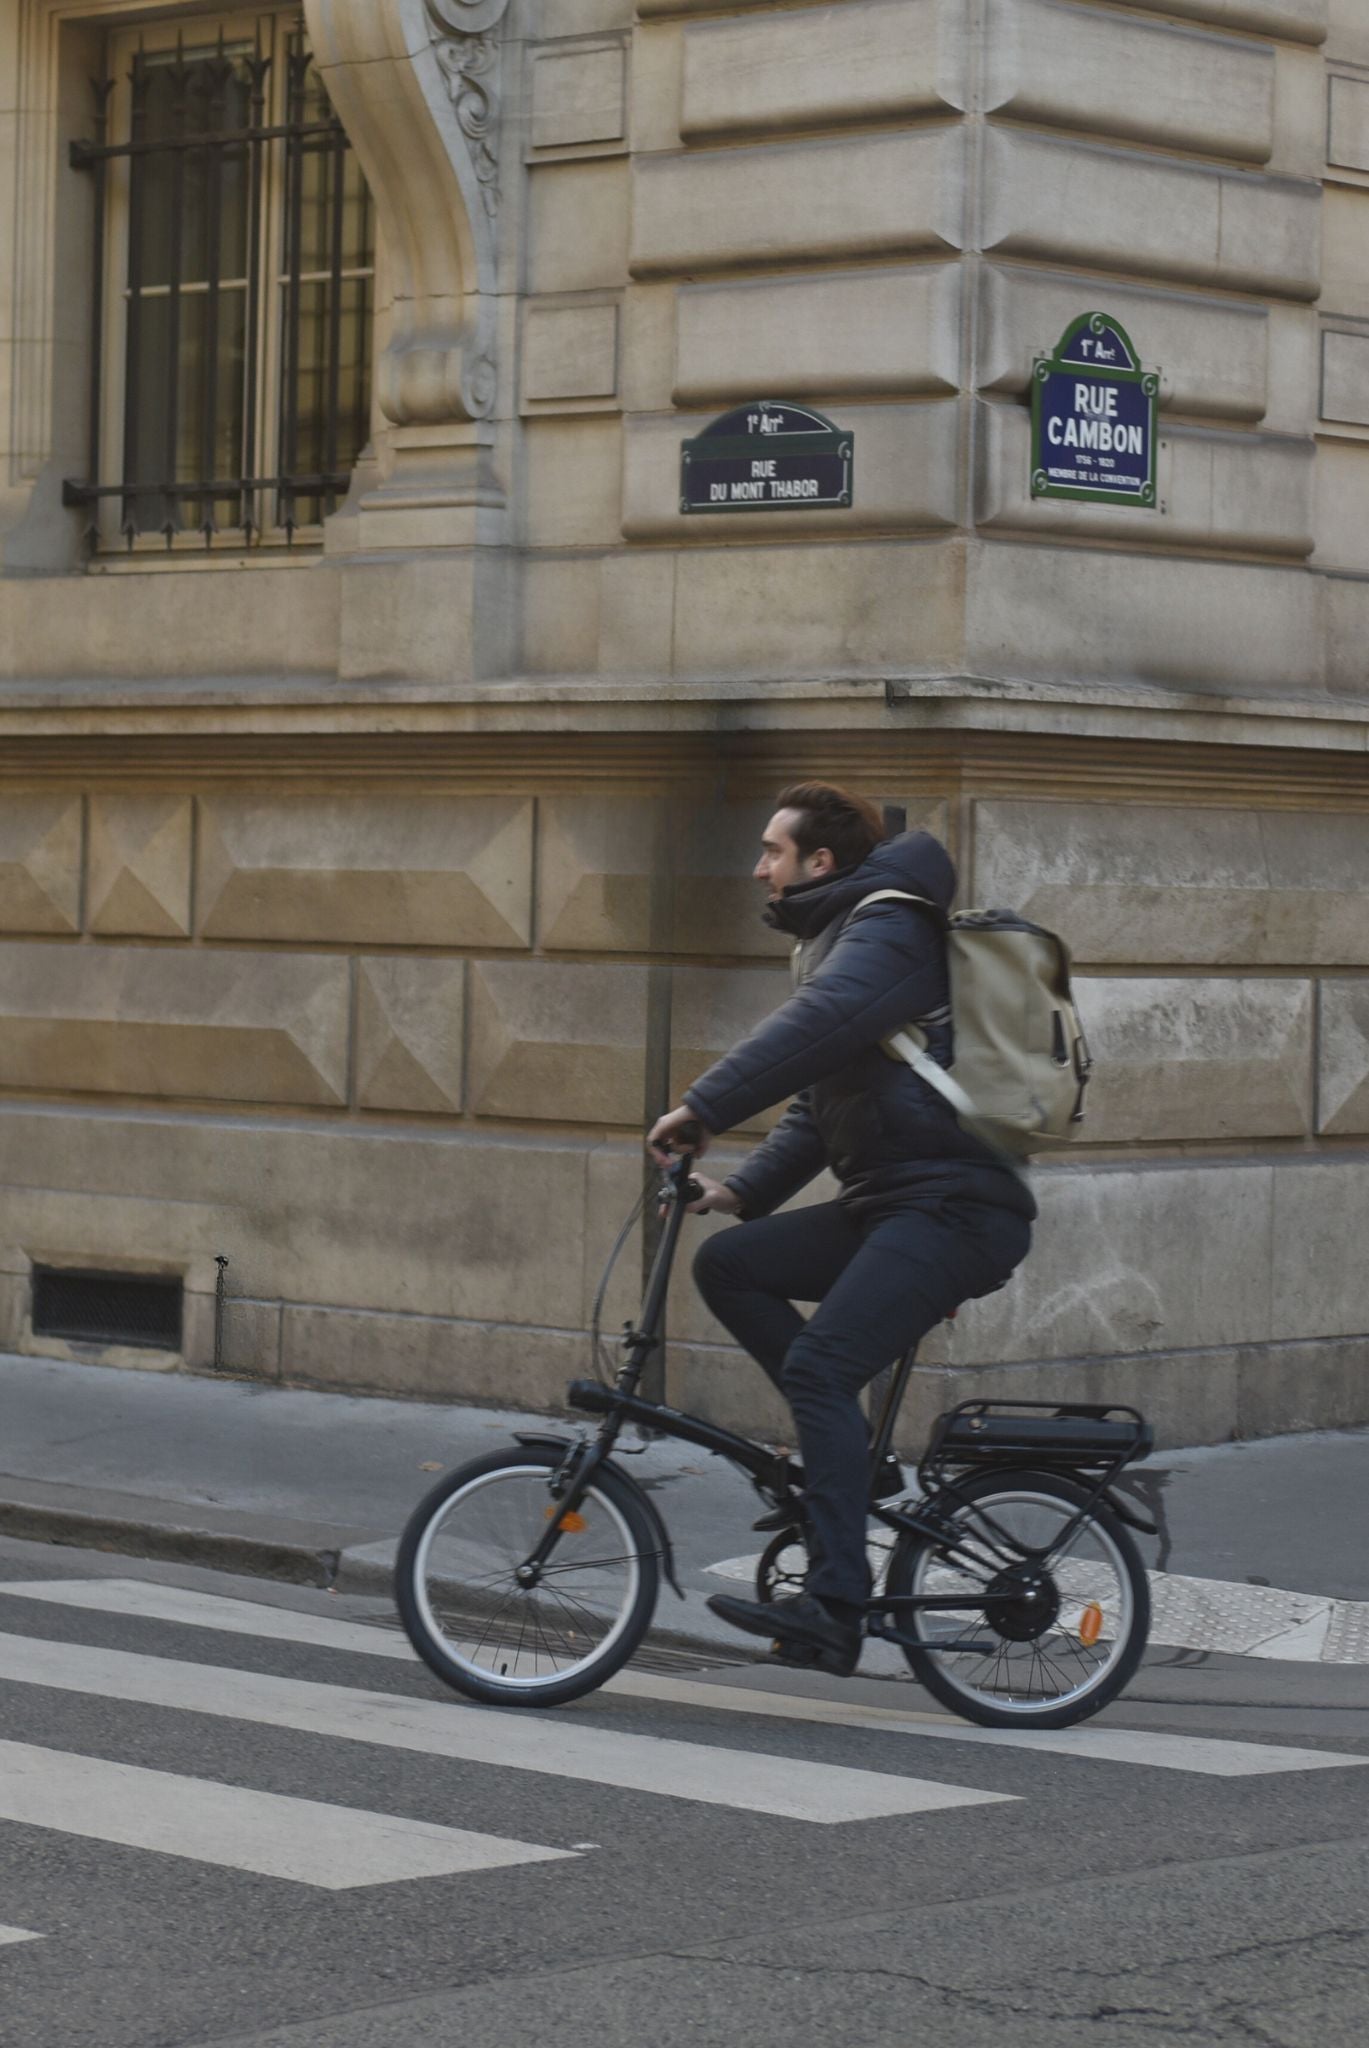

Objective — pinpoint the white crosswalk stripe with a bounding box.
[0,1629,1008,1825]
[0,1740,573,1889]
[0,1568,1362,1903]
[0,1923,43,1946]
[5,1579,1366,1779]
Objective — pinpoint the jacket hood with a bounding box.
[764,829,957,942]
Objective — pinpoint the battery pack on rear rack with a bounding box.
[923,1400,1154,1474]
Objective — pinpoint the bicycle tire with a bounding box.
[887,1467,1150,1729]
[395,1446,661,1708]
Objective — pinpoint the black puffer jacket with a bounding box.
[683,831,1037,1225]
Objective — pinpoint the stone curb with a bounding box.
[0,1497,343,1590]
[0,1486,748,1661]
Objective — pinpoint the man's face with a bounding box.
[754,809,834,899]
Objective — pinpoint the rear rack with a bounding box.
[921,1399,1153,1480]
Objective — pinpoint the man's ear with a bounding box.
[808,847,837,878]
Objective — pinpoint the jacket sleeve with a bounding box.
[722,1094,826,1219]
[683,900,943,1136]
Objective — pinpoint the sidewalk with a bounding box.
[1,1351,1366,1662]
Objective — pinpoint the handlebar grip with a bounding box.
[682,1178,705,1205]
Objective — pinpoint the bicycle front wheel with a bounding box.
[395,1447,660,1708]
[886,1469,1150,1729]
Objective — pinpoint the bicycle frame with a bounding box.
[537,1147,1153,1646]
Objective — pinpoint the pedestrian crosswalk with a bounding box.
[0,1738,573,1889]
[0,1569,1365,1927]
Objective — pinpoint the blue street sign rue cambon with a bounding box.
[1030,313,1159,508]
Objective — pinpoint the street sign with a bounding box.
[1030,313,1158,508]
[681,401,853,515]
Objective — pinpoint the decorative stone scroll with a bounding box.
[305,0,512,426]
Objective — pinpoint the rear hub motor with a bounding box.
[983,1566,1060,1643]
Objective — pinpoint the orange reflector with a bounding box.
[1079,1601,1104,1647]
[546,1507,587,1533]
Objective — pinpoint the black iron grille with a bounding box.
[65,24,374,547]
[32,1268,183,1352]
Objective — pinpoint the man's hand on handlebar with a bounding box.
[680,1173,741,1217]
[647,1104,712,1167]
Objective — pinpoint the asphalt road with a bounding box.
[0,1533,1367,2048]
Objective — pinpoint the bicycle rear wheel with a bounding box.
[395,1446,660,1708]
[886,1468,1150,1729]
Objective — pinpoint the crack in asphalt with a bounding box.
[652,1918,1369,2041]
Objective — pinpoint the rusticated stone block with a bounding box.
[978,404,1315,558]
[981,129,1321,301]
[666,1339,791,1442]
[531,42,626,151]
[1322,186,1369,320]
[528,159,629,294]
[675,265,961,408]
[680,0,961,141]
[88,797,192,938]
[965,538,1322,693]
[282,1306,588,1407]
[1314,443,1369,574]
[1329,75,1369,170]
[623,401,959,541]
[944,1159,1274,1366]
[523,302,619,405]
[985,0,1273,162]
[357,958,466,1116]
[1322,329,1369,426]
[976,266,1269,424]
[630,128,964,278]
[0,944,349,1107]
[1316,981,1369,1135]
[973,801,1369,966]
[197,796,533,949]
[672,964,791,1130]
[468,961,647,1123]
[902,1350,1241,1456]
[537,794,950,956]
[1272,1158,1369,1338]
[1102,0,1325,40]
[1079,977,1314,1142]
[0,1109,594,1329]
[673,538,964,678]
[0,797,80,935]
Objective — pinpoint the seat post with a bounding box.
[868,1345,918,1472]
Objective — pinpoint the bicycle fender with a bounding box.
[513,1431,684,1599]
[1103,1486,1158,1537]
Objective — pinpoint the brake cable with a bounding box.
[588,1183,649,1387]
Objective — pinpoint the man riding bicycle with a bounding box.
[648,782,1036,1676]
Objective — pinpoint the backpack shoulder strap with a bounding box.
[851,888,943,920]
[848,892,976,1118]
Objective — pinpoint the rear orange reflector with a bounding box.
[1079,1601,1104,1647]
[546,1507,587,1533]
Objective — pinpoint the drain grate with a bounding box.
[31,1267,183,1352]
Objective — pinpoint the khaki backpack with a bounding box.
[854,890,1093,1161]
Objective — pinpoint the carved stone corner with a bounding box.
[305,0,512,437]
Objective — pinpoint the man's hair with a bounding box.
[773,782,887,872]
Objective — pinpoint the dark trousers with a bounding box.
[693,1198,1032,1609]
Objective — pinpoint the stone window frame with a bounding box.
[7,0,515,573]
[83,4,379,556]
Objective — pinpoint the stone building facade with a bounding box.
[0,0,1367,1448]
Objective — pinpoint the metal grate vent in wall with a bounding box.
[31,1268,183,1352]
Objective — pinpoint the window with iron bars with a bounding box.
[65,10,376,551]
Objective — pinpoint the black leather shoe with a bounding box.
[706,1591,861,1677]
